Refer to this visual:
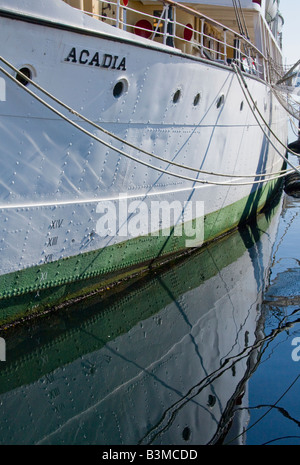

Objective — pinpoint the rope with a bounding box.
[232,63,300,176]
[290,117,300,138]
[237,0,249,39]
[1,56,291,180]
[0,57,297,185]
[232,0,244,37]
[276,58,300,85]
[271,85,300,122]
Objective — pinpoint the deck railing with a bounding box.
[72,0,279,82]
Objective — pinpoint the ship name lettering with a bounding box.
[64,47,126,70]
[44,254,53,263]
[48,387,60,399]
[40,271,48,281]
[45,373,55,384]
[50,219,64,229]
[47,236,58,247]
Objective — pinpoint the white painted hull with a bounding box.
[0,0,288,315]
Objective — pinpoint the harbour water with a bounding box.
[0,162,299,446]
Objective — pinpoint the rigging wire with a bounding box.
[232,0,244,37]
[237,0,249,39]
[225,360,300,444]
[224,305,300,445]
[0,64,255,186]
[289,117,300,138]
[230,377,300,444]
[262,436,300,445]
[0,56,298,184]
[232,63,300,175]
[232,0,251,63]
[1,56,293,180]
[272,85,300,122]
[2,62,296,187]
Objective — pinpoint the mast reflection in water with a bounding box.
[0,194,284,445]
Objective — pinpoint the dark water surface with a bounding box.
[245,192,300,446]
[0,186,299,446]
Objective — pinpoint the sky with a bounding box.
[279,0,300,66]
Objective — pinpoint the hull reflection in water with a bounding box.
[0,196,282,445]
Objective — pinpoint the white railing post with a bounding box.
[116,0,120,28]
[173,6,176,43]
[234,37,241,66]
[163,5,168,45]
[200,18,205,56]
[223,29,227,64]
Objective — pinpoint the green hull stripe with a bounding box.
[0,179,281,325]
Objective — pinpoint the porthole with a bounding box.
[16,67,32,86]
[113,81,124,98]
[182,426,191,441]
[113,77,129,98]
[207,394,216,407]
[173,89,181,104]
[193,93,201,106]
[216,94,225,108]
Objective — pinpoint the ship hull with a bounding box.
[0,0,288,323]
